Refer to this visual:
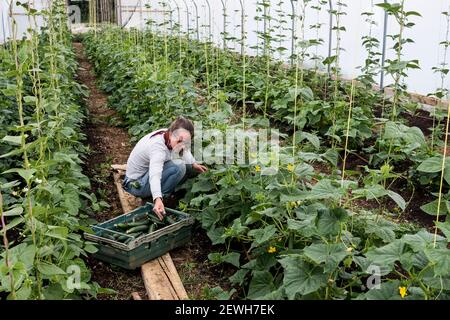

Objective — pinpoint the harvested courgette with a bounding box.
[147,213,165,224]
[102,233,116,240]
[117,235,129,242]
[115,220,149,230]
[126,225,149,234]
[148,223,157,233]
[165,215,176,225]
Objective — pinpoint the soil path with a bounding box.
[73,42,233,300]
[74,42,148,300]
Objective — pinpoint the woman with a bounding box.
[122,117,207,220]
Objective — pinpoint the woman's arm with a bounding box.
[183,149,207,173]
[149,148,167,219]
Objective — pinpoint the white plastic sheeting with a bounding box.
[0,0,50,44]
[119,0,450,97]
[1,0,449,97]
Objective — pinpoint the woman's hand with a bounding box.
[153,197,166,220]
[193,163,208,173]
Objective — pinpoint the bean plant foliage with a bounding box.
[0,1,111,299]
[83,17,450,300]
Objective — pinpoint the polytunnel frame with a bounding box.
[162,0,174,35]
[290,0,296,66]
[203,0,212,43]
[168,0,181,35]
[181,0,190,39]
[190,0,200,41]
[380,0,389,91]
[2,0,434,101]
[327,0,333,76]
[220,0,226,49]
[238,0,245,56]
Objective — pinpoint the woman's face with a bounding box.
[169,129,191,152]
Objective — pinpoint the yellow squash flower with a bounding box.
[268,246,277,253]
[287,163,295,172]
[255,165,261,172]
[399,286,407,299]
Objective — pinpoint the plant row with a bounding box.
[83,27,450,300]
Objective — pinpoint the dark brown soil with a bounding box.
[74,42,146,300]
[73,42,231,300]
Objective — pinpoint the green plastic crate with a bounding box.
[84,202,195,270]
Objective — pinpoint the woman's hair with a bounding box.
[168,116,195,137]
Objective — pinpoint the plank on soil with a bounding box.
[111,164,189,300]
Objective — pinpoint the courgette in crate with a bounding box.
[127,232,143,237]
[126,225,148,234]
[102,233,116,240]
[115,220,149,230]
[117,235,129,242]
[147,212,165,225]
[148,223,157,233]
[164,215,176,225]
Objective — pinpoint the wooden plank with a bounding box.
[141,260,178,300]
[113,171,142,213]
[159,253,189,299]
[112,164,189,300]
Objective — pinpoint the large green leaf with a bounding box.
[295,131,320,150]
[386,190,406,211]
[355,184,405,210]
[365,219,398,243]
[365,241,405,271]
[279,255,327,298]
[303,243,348,273]
[1,135,23,145]
[3,206,24,217]
[247,271,276,300]
[64,186,80,216]
[42,283,66,300]
[45,226,69,241]
[229,269,249,286]
[360,280,402,300]
[206,227,226,245]
[199,208,220,229]
[84,244,98,254]
[423,248,450,276]
[208,252,240,267]
[2,168,36,182]
[417,156,445,173]
[420,199,450,216]
[248,225,277,247]
[0,217,24,235]
[287,218,316,237]
[308,179,345,201]
[36,262,66,276]
[222,252,241,268]
[417,156,450,185]
[226,218,248,238]
[14,284,32,300]
[436,221,450,242]
[191,179,214,193]
[242,254,278,272]
[315,207,348,237]
[294,163,315,178]
[402,230,446,252]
